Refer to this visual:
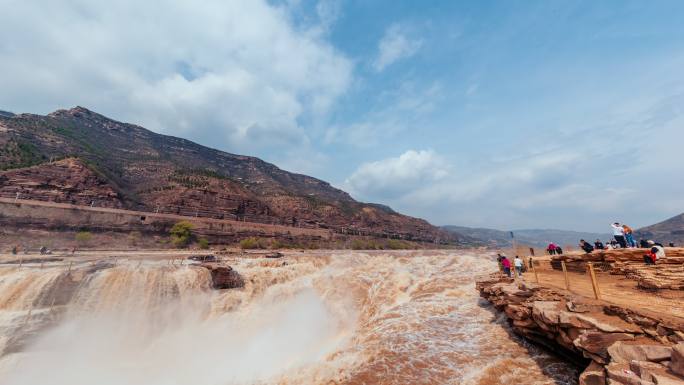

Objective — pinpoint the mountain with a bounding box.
[0,106,461,243]
[0,110,14,118]
[635,213,684,246]
[442,225,610,248]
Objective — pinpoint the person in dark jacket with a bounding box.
[579,239,594,254]
[594,239,605,250]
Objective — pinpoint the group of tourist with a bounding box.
[575,222,670,264]
[610,222,636,248]
[496,253,524,278]
[529,221,674,272]
[546,243,563,255]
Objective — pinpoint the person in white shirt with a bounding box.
[514,256,524,277]
[611,222,627,248]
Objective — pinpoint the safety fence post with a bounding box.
[561,261,570,291]
[587,262,601,300]
[530,258,539,283]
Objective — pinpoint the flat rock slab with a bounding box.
[608,341,672,364]
[672,343,684,377]
[560,311,643,334]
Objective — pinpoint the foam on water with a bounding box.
[0,252,577,385]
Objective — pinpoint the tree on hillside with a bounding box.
[170,221,194,248]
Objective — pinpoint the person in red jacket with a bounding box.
[501,256,512,277]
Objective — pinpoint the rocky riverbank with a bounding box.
[477,276,684,385]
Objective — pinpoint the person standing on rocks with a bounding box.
[501,256,512,277]
[514,256,523,277]
[611,222,627,248]
[622,224,636,248]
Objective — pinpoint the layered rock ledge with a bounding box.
[477,276,684,385]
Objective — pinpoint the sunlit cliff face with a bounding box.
[0,252,577,385]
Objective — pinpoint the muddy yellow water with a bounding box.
[0,251,576,384]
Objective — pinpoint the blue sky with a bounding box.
[1,0,683,232]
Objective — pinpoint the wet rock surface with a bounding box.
[477,276,684,385]
[199,263,244,289]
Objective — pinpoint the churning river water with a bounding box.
[0,251,577,384]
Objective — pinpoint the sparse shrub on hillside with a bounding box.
[198,238,209,250]
[350,239,367,250]
[128,231,142,246]
[239,237,268,249]
[386,239,411,250]
[75,231,93,245]
[170,221,194,248]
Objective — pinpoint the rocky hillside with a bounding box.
[636,213,684,246]
[443,225,609,248]
[0,106,459,243]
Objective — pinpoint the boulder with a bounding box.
[608,341,673,364]
[671,343,684,377]
[650,373,684,385]
[580,360,606,385]
[606,362,648,385]
[629,361,667,382]
[576,331,635,356]
[560,311,642,334]
[200,263,244,289]
[532,301,562,325]
[505,304,531,320]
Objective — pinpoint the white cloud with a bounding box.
[345,150,448,199]
[0,0,352,156]
[316,0,343,32]
[324,81,442,147]
[344,146,649,230]
[373,24,423,71]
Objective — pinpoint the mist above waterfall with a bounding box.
[0,252,576,385]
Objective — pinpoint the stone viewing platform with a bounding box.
[547,248,684,291]
[478,248,684,385]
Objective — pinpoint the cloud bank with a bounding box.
[346,150,448,198]
[0,0,352,157]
